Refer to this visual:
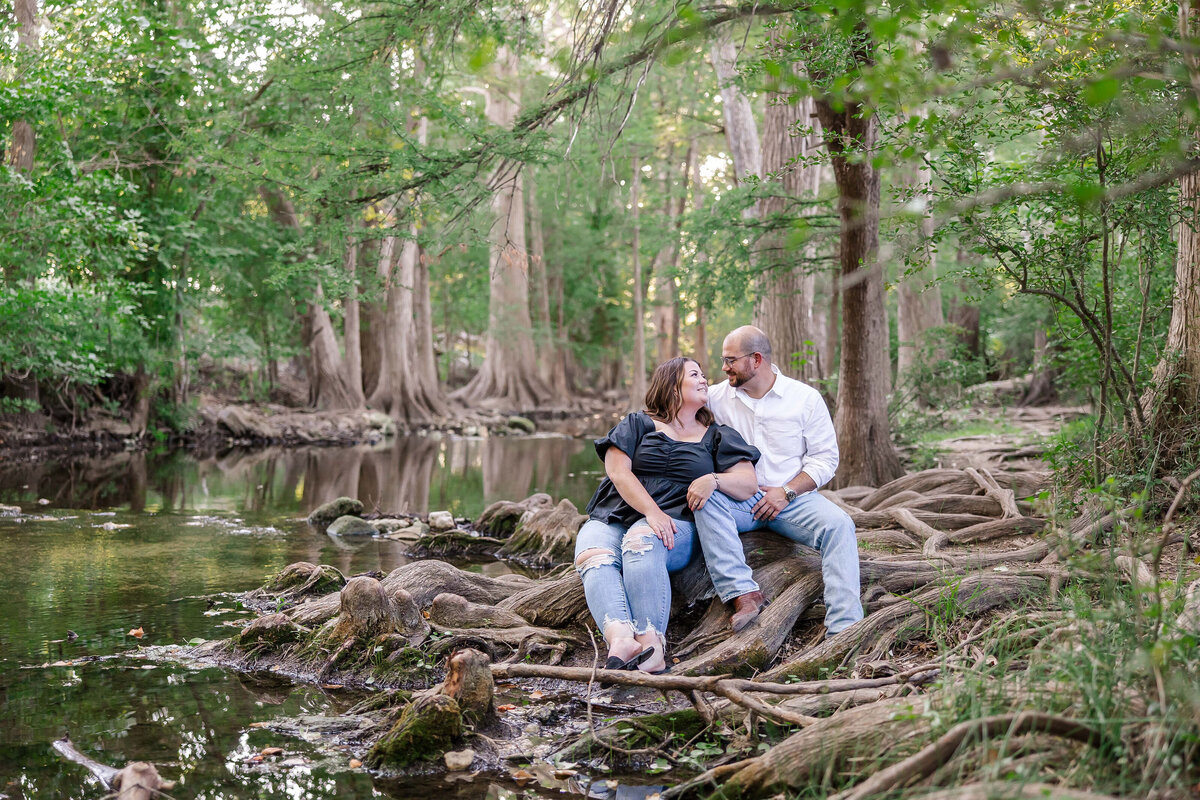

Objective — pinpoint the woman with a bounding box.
[574,357,760,674]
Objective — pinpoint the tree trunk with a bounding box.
[652,146,685,364]
[6,0,37,173]
[259,188,358,411]
[1144,159,1200,440]
[2,0,39,412]
[342,237,366,407]
[813,100,903,487]
[895,161,945,388]
[527,170,568,401]
[689,142,709,363]
[947,258,982,361]
[753,76,821,382]
[630,153,648,408]
[711,29,762,183]
[1022,325,1059,406]
[456,47,550,410]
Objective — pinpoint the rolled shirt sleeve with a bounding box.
[798,391,839,489]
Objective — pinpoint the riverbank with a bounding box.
[0,392,626,463]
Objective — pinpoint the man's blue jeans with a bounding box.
[574,517,697,641]
[694,490,863,634]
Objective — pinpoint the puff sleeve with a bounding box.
[594,412,654,462]
[712,424,760,472]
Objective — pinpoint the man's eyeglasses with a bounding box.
[721,353,754,368]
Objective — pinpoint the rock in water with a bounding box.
[308,497,365,530]
[444,749,475,771]
[428,510,456,532]
[327,515,377,537]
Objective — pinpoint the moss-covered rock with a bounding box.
[327,515,377,537]
[307,497,365,530]
[506,415,536,434]
[366,693,462,768]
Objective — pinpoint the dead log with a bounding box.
[475,492,554,537]
[497,498,586,566]
[235,612,305,650]
[53,736,173,799]
[664,697,933,799]
[871,490,926,510]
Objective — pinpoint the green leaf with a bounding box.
[1083,78,1119,106]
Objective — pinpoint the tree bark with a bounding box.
[813,98,904,487]
[895,162,945,387]
[753,74,821,381]
[526,170,568,400]
[652,145,686,364]
[6,0,37,173]
[630,153,648,408]
[342,237,366,407]
[259,188,358,411]
[711,29,762,183]
[456,47,551,409]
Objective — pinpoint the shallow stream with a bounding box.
[0,434,661,799]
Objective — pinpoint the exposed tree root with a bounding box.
[831,712,1105,800]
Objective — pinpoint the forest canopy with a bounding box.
[3,0,1200,484]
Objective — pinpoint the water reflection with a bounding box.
[0,434,601,519]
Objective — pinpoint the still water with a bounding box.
[0,434,637,800]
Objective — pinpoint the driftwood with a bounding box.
[53,736,173,799]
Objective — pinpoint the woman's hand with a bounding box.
[642,509,677,549]
[687,472,720,511]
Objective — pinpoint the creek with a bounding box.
[0,434,660,799]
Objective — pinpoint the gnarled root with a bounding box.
[497,498,586,566]
[430,592,530,629]
[476,492,554,537]
[664,697,932,800]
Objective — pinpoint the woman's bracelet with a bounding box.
[712,473,720,491]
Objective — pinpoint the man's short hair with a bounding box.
[743,328,772,359]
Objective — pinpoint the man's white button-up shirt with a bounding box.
[706,365,839,490]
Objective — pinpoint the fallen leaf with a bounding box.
[248,722,270,729]
[553,769,577,778]
[128,627,144,639]
[422,610,431,618]
[261,747,284,756]
[528,690,545,700]
[246,755,264,764]
[349,758,363,768]
[510,769,534,786]
[320,683,344,690]
[496,704,517,712]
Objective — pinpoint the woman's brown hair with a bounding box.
[644,357,714,427]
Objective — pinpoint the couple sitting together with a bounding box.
[574,325,862,675]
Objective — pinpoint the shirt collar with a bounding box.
[734,364,783,401]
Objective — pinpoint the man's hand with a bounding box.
[752,486,791,521]
[687,473,720,511]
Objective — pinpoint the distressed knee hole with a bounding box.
[622,527,655,555]
[575,548,617,575]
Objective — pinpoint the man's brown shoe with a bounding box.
[730,591,766,633]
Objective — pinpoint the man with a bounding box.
[694,325,863,635]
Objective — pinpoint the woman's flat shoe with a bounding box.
[604,646,655,671]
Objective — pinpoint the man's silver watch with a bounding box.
[783,486,798,503]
